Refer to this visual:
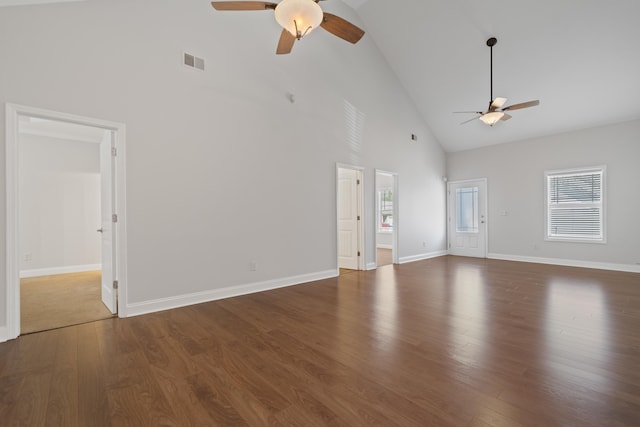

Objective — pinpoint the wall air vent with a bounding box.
[184,53,205,71]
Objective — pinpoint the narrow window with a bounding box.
[456,187,479,233]
[377,189,393,232]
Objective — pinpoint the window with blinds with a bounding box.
[545,167,605,242]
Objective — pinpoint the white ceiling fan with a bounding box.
[455,37,540,126]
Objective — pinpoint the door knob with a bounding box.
[97,228,104,233]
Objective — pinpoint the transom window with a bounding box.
[545,166,605,242]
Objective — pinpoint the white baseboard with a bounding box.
[20,263,102,278]
[376,244,393,250]
[126,269,339,318]
[0,326,7,343]
[365,262,377,270]
[399,250,448,264]
[488,253,640,273]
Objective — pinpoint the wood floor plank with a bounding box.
[77,322,111,426]
[5,370,52,426]
[44,327,79,427]
[1,256,639,425]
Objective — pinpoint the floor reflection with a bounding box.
[544,278,612,388]
[372,267,398,352]
[449,264,488,365]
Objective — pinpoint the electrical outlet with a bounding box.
[422,241,427,247]
[249,261,257,271]
[24,253,32,261]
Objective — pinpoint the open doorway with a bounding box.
[5,104,127,340]
[336,165,365,273]
[375,170,398,267]
[18,120,112,333]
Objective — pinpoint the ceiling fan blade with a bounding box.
[502,100,540,111]
[320,13,365,44]
[491,97,507,109]
[460,115,481,125]
[276,29,295,55]
[500,113,512,121]
[211,1,277,11]
[454,111,483,114]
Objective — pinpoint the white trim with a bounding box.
[5,103,128,339]
[365,262,377,270]
[126,269,339,318]
[376,244,393,249]
[399,250,448,264]
[488,253,640,274]
[5,104,20,340]
[0,326,7,343]
[20,264,102,278]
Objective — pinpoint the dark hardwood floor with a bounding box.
[1,256,639,426]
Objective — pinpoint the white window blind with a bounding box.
[545,167,605,242]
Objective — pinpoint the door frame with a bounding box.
[374,169,399,266]
[5,103,128,340]
[336,163,365,271]
[447,178,488,258]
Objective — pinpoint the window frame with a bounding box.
[544,165,606,244]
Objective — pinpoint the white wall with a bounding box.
[447,119,640,270]
[19,134,101,275]
[0,0,447,327]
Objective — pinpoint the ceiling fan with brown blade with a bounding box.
[455,37,539,126]
[210,0,365,55]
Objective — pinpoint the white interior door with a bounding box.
[338,168,360,269]
[100,131,116,313]
[449,179,487,257]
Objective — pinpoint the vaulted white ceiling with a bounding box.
[4,0,639,153]
[0,0,83,6]
[348,0,640,152]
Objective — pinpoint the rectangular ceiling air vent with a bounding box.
[184,53,205,71]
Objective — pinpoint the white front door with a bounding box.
[338,168,361,269]
[449,179,487,257]
[100,131,117,313]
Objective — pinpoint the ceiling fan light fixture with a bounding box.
[479,111,504,126]
[275,0,323,40]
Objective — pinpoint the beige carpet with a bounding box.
[21,270,114,334]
